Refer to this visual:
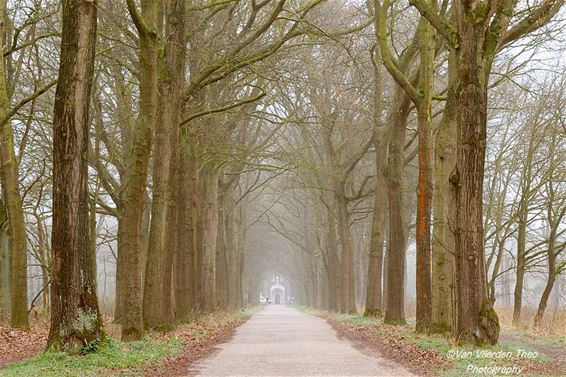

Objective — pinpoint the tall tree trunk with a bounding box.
[383,94,411,325]
[0,203,9,320]
[143,0,186,330]
[365,133,388,317]
[36,215,50,312]
[326,207,342,312]
[0,0,28,330]
[451,20,499,345]
[364,39,388,317]
[534,139,564,329]
[512,136,534,326]
[215,189,229,307]
[415,16,434,332]
[192,156,204,311]
[533,238,556,330]
[174,129,195,322]
[431,50,457,333]
[512,213,527,327]
[336,193,356,313]
[224,189,239,308]
[201,166,219,311]
[47,0,104,351]
[121,0,159,341]
[114,214,125,322]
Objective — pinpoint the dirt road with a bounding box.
[190,305,417,376]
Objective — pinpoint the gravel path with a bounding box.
[190,305,417,376]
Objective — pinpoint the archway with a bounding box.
[270,284,285,305]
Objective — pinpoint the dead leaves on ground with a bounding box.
[132,311,249,377]
[326,318,448,376]
[0,324,48,369]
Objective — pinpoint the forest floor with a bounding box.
[2,306,564,376]
[308,308,566,377]
[0,307,259,377]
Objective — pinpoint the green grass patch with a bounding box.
[293,305,321,316]
[329,312,379,326]
[502,328,566,348]
[238,305,264,318]
[322,309,555,377]
[0,336,182,377]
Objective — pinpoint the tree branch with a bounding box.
[499,0,563,49]
[376,0,421,105]
[179,91,266,127]
[408,0,459,47]
[0,80,57,126]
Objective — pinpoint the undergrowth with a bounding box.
[319,310,556,377]
[0,336,181,377]
[1,307,260,377]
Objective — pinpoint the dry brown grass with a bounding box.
[495,306,566,335]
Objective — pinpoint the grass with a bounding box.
[315,310,555,377]
[331,313,379,326]
[502,328,566,348]
[0,336,182,377]
[1,307,262,377]
[238,305,264,318]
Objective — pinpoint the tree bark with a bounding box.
[201,166,219,311]
[174,129,195,322]
[121,0,160,341]
[533,231,556,330]
[364,133,388,317]
[533,136,564,329]
[0,204,10,320]
[431,50,457,333]
[364,40,388,317]
[336,192,356,313]
[47,0,104,351]
[0,0,28,330]
[224,189,239,308]
[325,206,342,312]
[512,136,534,326]
[415,17,434,332]
[215,188,229,306]
[451,20,499,345]
[383,94,411,325]
[143,0,186,330]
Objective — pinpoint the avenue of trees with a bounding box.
[0,0,563,352]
